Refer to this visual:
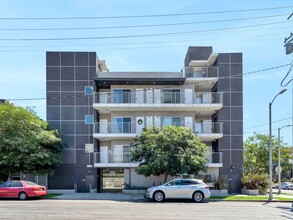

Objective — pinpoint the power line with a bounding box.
[244,117,292,130]
[244,128,278,134]
[0,37,285,53]
[7,63,290,101]
[0,21,290,41]
[0,5,292,20]
[0,24,290,49]
[0,33,287,50]
[0,14,288,31]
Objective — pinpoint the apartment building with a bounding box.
[46,46,243,193]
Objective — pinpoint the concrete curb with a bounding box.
[208,199,293,203]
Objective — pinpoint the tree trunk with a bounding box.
[7,173,11,181]
[164,173,168,183]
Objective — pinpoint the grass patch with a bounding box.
[44,193,62,198]
[210,195,293,201]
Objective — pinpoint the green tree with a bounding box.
[244,133,292,177]
[131,126,209,182]
[0,103,63,180]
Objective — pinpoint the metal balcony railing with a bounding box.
[184,67,219,78]
[94,91,223,104]
[94,122,223,134]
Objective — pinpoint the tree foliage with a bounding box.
[243,133,292,176]
[131,126,209,182]
[0,103,63,180]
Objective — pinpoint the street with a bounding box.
[0,199,292,220]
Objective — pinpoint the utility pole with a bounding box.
[284,13,293,179]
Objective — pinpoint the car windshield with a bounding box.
[24,181,39,186]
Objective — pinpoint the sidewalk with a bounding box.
[47,190,145,201]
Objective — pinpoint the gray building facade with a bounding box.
[46,47,243,193]
[185,47,243,193]
[46,52,98,192]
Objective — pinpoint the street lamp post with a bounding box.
[269,89,287,200]
[277,124,292,194]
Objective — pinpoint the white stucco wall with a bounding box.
[124,168,175,188]
[124,167,220,188]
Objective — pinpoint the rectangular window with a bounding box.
[195,121,203,133]
[113,89,131,103]
[84,86,93,95]
[85,115,94,124]
[113,117,131,133]
[162,117,181,127]
[162,89,180,103]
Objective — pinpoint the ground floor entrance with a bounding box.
[102,168,124,192]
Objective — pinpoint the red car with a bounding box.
[0,180,47,200]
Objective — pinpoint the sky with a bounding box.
[0,0,293,145]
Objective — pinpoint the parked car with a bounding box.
[276,182,293,190]
[0,180,47,200]
[146,179,211,203]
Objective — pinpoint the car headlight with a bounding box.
[147,188,153,192]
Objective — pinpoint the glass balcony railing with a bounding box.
[206,152,223,164]
[93,152,132,163]
[93,151,222,164]
[194,122,223,134]
[184,67,219,78]
[94,91,223,104]
[94,122,223,134]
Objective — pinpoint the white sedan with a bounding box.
[276,182,293,190]
[146,179,211,203]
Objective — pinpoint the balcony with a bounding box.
[93,121,223,142]
[93,152,139,168]
[93,91,223,114]
[92,151,222,168]
[184,67,219,89]
[206,152,223,167]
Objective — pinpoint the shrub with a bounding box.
[213,176,228,190]
[241,173,269,193]
[290,177,293,183]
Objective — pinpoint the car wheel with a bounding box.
[193,191,204,203]
[153,191,165,202]
[18,192,28,200]
[285,187,289,190]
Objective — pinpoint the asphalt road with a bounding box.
[0,199,292,220]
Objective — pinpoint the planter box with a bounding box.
[122,189,146,194]
[241,189,259,195]
[210,189,228,196]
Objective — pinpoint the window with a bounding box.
[85,115,94,124]
[162,89,180,103]
[113,89,131,103]
[165,180,181,186]
[0,181,12,188]
[162,117,181,127]
[182,180,196,185]
[84,86,93,95]
[114,117,131,133]
[24,181,39,186]
[11,182,23,187]
[195,121,203,133]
